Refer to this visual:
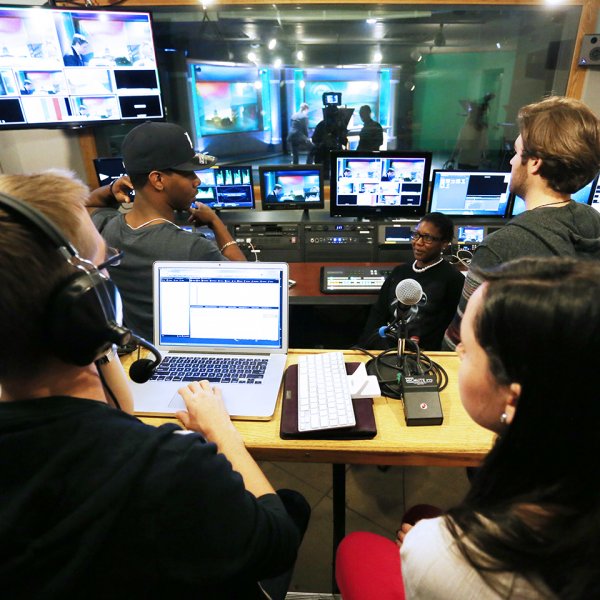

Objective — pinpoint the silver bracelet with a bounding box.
[219,240,238,253]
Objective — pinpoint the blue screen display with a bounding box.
[430,171,510,217]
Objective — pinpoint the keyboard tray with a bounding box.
[280,362,377,440]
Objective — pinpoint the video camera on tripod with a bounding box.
[312,92,354,174]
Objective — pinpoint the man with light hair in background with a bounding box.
[443,96,600,350]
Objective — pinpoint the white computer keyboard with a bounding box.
[297,352,356,432]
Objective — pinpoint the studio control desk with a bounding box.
[216,209,509,264]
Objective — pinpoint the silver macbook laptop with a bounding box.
[131,261,289,420]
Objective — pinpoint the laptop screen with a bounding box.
[153,262,288,352]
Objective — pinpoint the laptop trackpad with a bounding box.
[168,393,186,410]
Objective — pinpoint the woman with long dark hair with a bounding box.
[337,256,600,599]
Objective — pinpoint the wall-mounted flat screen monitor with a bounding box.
[509,174,598,217]
[330,150,431,219]
[303,79,379,129]
[188,63,264,137]
[430,170,510,217]
[0,6,163,129]
[194,165,255,210]
[259,165,324,211]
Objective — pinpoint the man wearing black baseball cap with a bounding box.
[87,121,246,341]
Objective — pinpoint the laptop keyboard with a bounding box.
[150,355,268,384]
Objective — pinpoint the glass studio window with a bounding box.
[95,3,582,172]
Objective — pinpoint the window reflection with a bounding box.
[95,4,581,172]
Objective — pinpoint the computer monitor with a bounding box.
[195,165,255,210]
[429,170,511,217]
[330,150,432,219]
[457,225,485,244]
[93,156,135,201]
[509,174,599,217]
[259,165,324,211]
[93,156,126,186]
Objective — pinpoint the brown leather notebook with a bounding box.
[280,362,377,440]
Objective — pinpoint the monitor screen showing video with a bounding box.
[259,165,324,211]
[195,165,255,210]
[430,170,510,217]
[330,150,431,219]
[457,225,485,243]
[0,6,163,130]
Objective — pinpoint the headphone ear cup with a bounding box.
[46,270,128,366]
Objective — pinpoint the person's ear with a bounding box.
[503,382,521,425]
[149,171,164,191]
[528,156,542,176]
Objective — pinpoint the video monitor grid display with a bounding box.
[430,171,511,217]
[189,63,263,137]
[510,175,599,217]
[0,7,163,129]
[330,151,431,219]
[195,166,255,210]
[259,165,324,211]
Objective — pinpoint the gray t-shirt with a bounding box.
[442,202,600,349]
[92,209,226,341]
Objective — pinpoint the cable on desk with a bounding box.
[448,248,473,269]
[354,343,448,401]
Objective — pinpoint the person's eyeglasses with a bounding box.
[97,247,123,270]
[410,231,442,245]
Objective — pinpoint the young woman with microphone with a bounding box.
[357,212,464,350]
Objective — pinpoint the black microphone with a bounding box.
[129,334,162,384]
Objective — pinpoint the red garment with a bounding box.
[336,505,443,599]
[336,531,405,600]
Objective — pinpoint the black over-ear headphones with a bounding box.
[0,190,134,366]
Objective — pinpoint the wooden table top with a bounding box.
[124,349,494,468]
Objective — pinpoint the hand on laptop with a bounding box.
[176,379,276,498]
[176,380,240,443]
